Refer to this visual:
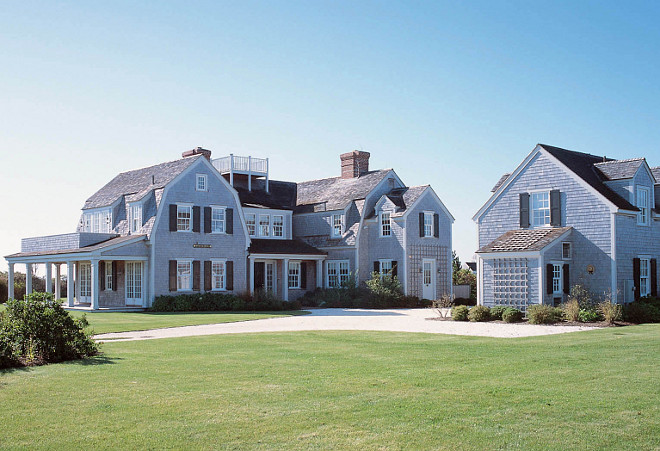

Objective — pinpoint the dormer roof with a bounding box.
[594,158,646,181]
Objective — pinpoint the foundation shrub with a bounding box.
[150,291,298,312]
[489,305,507,320]
[598,300,622,324]
[468,305,491,322]
[623,301,660,323]
[527,304,563,324]
[562,299,581,322]
[578,308,602,323]
[452,297,477,306]
[451,305,469,321]
[502,307,524,323]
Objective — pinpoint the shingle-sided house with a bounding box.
[473,143,660,311]
[5,148,453,309]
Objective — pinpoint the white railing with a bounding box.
[212,155,268,174]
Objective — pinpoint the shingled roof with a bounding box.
[234,178,297,210]
[83,155,203,209]
[594,158,646,181]
[651,167,660,183]
[491,173,511,192]
[248,239,326,255]
[477,227,572,253]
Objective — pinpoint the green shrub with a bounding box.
[490,305,506,320]
[578,308,602,323]
[0,292,98,368]
[502,307,524,323]
[150,291,299,313]
[451,305,469,321]
[562,298,581,322]
[624,302,660,323]
[468,305,491,322]
[598,300,622,324]
[365,272,403,308]
[527,304,563,324]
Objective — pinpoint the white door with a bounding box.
[125,262,143,306]
[422,259,435,300]
[265,261,276,293]
[78,262,91,304]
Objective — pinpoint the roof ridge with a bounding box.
[539,144,610,161]
[296,168,390,185]
[594,157,646,166]
[116,155,201,176]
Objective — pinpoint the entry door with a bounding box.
[125,262,143,306]
[422,259,435,300]
[79,262,91,303]
[254,262,265,291]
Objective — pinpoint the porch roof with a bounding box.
[5,235,147,260]
[477,227,572,254]
[248,239,326,256]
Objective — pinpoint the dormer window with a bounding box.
[380,212,391,237]
[531,192,551,227]
[130,204,142,233]
[331,214,343,237]
[637,186,650,226]
[196,174,207,192]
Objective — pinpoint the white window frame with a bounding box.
[177,204,193,232]
[272,215,284,237]
[125,261,143,303]
[530,191,551,228]
[379,259,393,279]
[423,211,434,237]
[129,203,142,233]
[259,214,270,237]
[177,260,193,291]
[562,242,572,260]
[331,213,344,238]
[637,186,650,226]
[211,206,226,234]
[79,262,91,298]
[552,263,562,295]
[327,260,350,288]
[640,257,650,297]
[211,260,226,291]
[105,261,113,291]
[380,212,391,237]
[288,261,301,289]
[196,173,207,192]
[246,213,256,236]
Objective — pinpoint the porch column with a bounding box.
[25,263,32,295]
[282,258,289,301]
[55,264,61,300]
[45,263,53,295]
[90,259,100,310]
[7,263,14,300]
[316,260,323,288]
[249,256,255,294]
[66,261,75,307]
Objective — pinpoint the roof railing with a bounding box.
[211,154,269,192]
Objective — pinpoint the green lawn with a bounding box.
[1,326,659,449]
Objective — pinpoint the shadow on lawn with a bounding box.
[309,308,408,317]
[0,354,121,375]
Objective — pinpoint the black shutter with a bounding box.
[433,213,439,237]
[204,261,212,291]
[633,258,641,301]
[374,261,380,274]
[550,190,561,227]
[419,212,425,237]
[204,207,211,233]
[226,208,233,234]
[99,262,105,291]
[546,264,554,295]
[192,261,200,291]
[520,193,530,228]
[193,206,201,232]
[169,205,178,231]
[301,262,307,289]
[652,259,658,297]
[226,261,234,290]
[169,260,177,291]
[563,264,570,294]
[392,261,398,278]
[112,261,118,291]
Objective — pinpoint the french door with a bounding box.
[125,261,143,306]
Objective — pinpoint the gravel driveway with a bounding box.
[94,308,597,342]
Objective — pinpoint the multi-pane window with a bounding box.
[79,263,91,297]
[640,258,650,297]
[105,261,113,291]
[177,261,192,291]
[259,215,270,237]
[196,174,207,191]
[331,214,343,237]
[381,212,391,237]
[327,261,350,288]
[246,214,256,236]
[531,192,551,227]
[177,205,192,231]
[423,212,433,237]
[212,261,226,290]
[552,264,562,294]
[126,262,142,300]
[84,210,112,233]
[423,261,432,285]
[379,260,393,279]
[493,258,528,311]
[637,187,650,225]
[562,242,572,260]
[130,204,142,233]
[288,262,301,289]
[212,207,226,233]
[273,215,284,237]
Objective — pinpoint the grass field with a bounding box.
[1,325,658,450]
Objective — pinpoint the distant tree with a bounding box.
[454,268,477,300]
[452,251,461,276]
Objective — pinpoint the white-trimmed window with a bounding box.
[327,260,350,288]
[177,260,192,291]
[331,214,343,237]
[552,263,562,295]
[423,212,434,237]
[562,242,572,260]
[379,259,393,279]
[259,215,270,237]
[130,204,142,233]
[531,192,551,227]
[273,215,284,237]
[177,204,192,231]
[196,174,207,191]
[637,187,650,226]
[105,261,113,291]
[85,210,112,233]
[640,258,650,297]
[212,260,226,291]
[79,263,91,297]
[211,207,226,233]
[380,212,391,237]
[246,214,256,236]
[288,261,301,289]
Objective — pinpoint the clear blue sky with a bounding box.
[2,1,660,272]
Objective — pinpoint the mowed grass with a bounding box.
[1,326,659,450]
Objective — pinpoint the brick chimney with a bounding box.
[182,146,212,160]
[340,150,370,179]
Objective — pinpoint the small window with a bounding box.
[246,214,256,236]
[637,187,650,226]
[177,261,192,291]
[196,174,207,191]
[177,205,192,231]
[259,215,270,237]
[212,261,226,291]
[331,214,343,237]
[640,258,650,297]
[288,261,301,289]
[130,204,142,233]
[105,261,113,291]
[211,207,226,233]
[562,242,572,260]
[423,212,434,237]
[531,192,551,227]
[380,212,391,237]
[552,264,562,295]
[379,260,393,279]
[273,215,284,237]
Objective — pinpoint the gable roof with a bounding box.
[593,158,646,181]
[651,167,660,184]
[84,155,203,209]
[368,185,429,218]
[477,227,572,253]
[491,173,511,192]
[234,178,297,210]
[5,234,147,259]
